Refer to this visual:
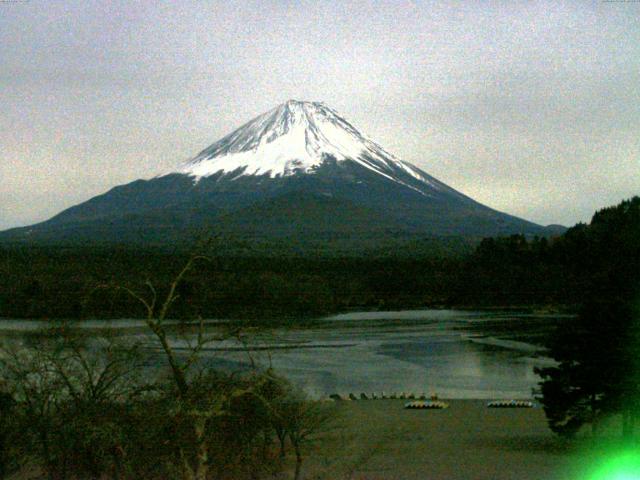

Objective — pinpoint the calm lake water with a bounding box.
[0,310,565,399]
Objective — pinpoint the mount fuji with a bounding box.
[1,100,557,246]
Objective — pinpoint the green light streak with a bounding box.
[587,450,640,480]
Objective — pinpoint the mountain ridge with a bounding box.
[0,100,562,246]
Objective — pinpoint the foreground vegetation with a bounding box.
[0,331,334,480]
[0,255,335,480]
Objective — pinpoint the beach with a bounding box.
[298,399,581,480]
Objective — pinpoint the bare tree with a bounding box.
[0,329,144,480]
[79,242,334,480]
[112,248,246,480]
[0,339,67,480]
[269,390,335,480]
[47,331,142,407]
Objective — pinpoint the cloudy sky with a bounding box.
[1,0,639,230]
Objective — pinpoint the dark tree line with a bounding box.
[0,244,467,322]
[0,235,582,322]
[2,198,638,324]
[534,197,640,438]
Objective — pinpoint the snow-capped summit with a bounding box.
[180,100,430,188]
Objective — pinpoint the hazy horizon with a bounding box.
[2,1,639,231]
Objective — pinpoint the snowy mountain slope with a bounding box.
[0,100,556,245]
[180,100,460,199]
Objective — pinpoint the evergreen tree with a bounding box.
[535,298,640,437]
[535,197,640,438]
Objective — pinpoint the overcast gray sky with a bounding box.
[1,0,639,230]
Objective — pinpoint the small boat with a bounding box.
[404,400,449,409]
[487,400,534,408]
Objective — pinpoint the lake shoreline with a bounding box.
[0,302,578,324]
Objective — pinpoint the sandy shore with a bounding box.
[299,399,582,480]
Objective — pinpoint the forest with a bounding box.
[0,196,638,322]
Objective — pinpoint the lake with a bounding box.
[0,310,565,399]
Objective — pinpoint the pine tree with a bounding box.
[535,197,640,439]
